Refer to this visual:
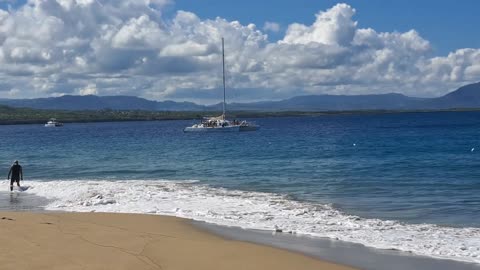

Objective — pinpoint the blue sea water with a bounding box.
[0,111,479,227]
[1,111,480,262]
[0,112,480,227]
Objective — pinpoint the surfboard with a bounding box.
[11,186,29,192]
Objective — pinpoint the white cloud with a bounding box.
[263,21,280,33]
[78,83,97,95]
[282,3,357,46]
[111,15,165,49]
[159,40,216,57]
[0,1,478,102]
[8,88,20,96]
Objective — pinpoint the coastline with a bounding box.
[195,221,480,270]
[13,179,480,265]
[1,211,478,270]
[0,211,356,270]
[2,107,480,126]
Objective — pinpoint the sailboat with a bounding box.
[184,38,259,133]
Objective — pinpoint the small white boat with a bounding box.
[184,38,259,133]
[44,118,63,127]
[239,121,259,131]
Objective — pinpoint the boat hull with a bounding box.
[184,125,240,132]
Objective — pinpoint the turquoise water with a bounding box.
[1,111,479,227]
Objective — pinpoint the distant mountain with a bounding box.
[423,82,480,109]
[0,82,479,112]
[0,95,205,111]
[222,93,426,111]
[211,82,480,111]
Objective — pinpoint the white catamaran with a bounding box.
[184,38,259,133]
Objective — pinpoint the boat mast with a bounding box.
[222,37,226,120]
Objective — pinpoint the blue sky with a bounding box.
[0,0,479,102]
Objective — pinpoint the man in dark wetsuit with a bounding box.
[8,160,23,191]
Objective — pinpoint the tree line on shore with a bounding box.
[1,104,479,125]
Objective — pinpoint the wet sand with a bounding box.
[196,221,480,270]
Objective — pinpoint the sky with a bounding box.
[0,0,479,103]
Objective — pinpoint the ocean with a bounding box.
[0,111,479,264]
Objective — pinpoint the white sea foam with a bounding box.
[26,179,480,264]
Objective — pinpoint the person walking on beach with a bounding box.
[7,160,23,191]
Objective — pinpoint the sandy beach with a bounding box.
[0,212,356,270]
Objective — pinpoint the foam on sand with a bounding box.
[26,179,480,264]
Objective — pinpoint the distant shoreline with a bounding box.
[1,106,480,125]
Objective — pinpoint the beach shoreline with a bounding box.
[195,221,480,270]
[3,179,480,269]
[0,211,356,270]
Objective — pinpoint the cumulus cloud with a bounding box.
[263,21,280,33]
[78,83,98,95]
[282,3,357,46]
[0,1,478,102]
